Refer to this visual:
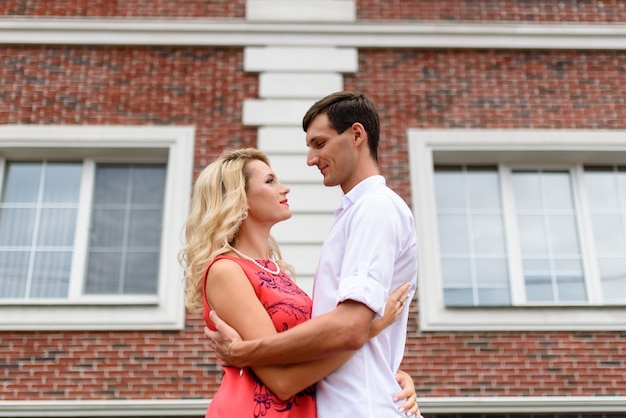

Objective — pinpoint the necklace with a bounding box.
[230,246,281,275]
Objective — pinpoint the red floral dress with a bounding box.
[203,255,316,418]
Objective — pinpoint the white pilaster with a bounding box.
[245,0,357,293]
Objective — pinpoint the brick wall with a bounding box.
[4,0,625,22]
[2,325,220,399]
[357,0,626,22]
[0,45,259,168]
[1,0,625,405]
[404,305,625,396]
[0,0,245,18]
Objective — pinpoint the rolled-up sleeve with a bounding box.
[335,194,400,316]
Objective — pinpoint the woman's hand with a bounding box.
[394,369,421,417]
[369,282,411,338]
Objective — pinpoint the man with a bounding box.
[206,91,419,417]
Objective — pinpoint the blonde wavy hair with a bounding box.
[179,148,294,314]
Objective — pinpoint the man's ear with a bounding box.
[351,122,367,146]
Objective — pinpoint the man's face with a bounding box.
[305,114,358,191]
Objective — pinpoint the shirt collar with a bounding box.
[337,175,386,213]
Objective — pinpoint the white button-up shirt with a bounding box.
[312,175,418,418]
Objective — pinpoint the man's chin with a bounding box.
[323,178,337,187]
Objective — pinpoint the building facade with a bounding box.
[1,0,625,416]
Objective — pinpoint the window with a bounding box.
[0,125,195,330]
[434,165,512,307]
[409,129,626,330]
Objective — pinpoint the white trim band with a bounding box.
[1,397,625,416]
[1,18,626,49]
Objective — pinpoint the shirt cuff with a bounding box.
[336,269,387,317]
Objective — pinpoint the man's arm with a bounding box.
[207,281,410,368]
[209,299,375,367]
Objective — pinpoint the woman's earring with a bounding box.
[242,209,248,219]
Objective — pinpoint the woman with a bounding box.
[180,148,418,417]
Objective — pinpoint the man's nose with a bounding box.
[306,150,317,166]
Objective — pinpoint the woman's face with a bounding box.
[244,159,291,226]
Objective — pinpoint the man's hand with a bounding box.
[205,310,243,366]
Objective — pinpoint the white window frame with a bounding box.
[0,125,195,330]
[408,129,626,331]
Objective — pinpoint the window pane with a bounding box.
[511,172,542,211]
[590,214,626,254]
[525,274,554,302]
[467,168,501,210]
[30,251,72,298]
[472,214,506,253]
[124,252,159,294]
[435,166,509,306]
[42,163,82,203]
[584,166,626,304]
[443,287,474,306]
[93,165,131,204]
[518,215,548,254]
[91,209,125,247]
[131,166,166,204]
[475,259,509,285]
[513,170,585,303]
[476,259,510,306]
[1,163,41,203]
[523,258,553,302]
[0,162,81,299]
[585,169,620,210]
[0,208,36,246]
[543,172,574,211]
[434,167,465,210]
[84,252,122,294]
[128,209,163,247]
[549,215,581,254]
[598,258,626,304]
[85,164,165,296]
[437,214,469,253]
[555,259,585,302]
[0,251,29,298]
[38,208,77,246]
[441,257,472,294]
[477,286,510,306]
[524,258,550,272]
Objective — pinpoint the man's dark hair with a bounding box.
[302,91,380,162]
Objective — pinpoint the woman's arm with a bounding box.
[206,259,352,400]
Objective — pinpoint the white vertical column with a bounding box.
[244,0,357,294]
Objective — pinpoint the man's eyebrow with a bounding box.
[306,135,324,146]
